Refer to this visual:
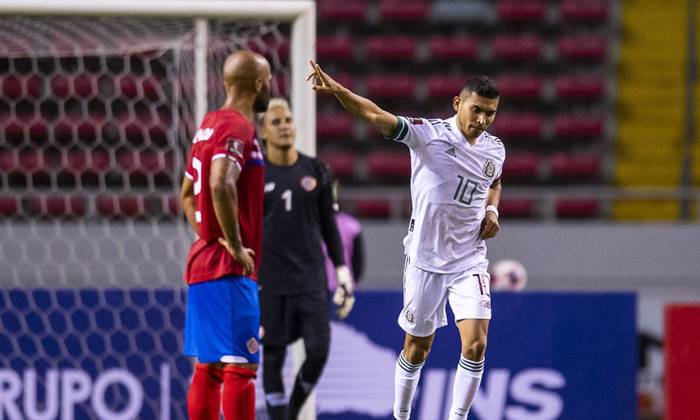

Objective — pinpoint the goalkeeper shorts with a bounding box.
[184,275,260,364]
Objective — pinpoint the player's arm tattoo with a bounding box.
[210,158,244,250]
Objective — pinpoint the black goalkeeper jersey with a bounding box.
[259,153,345,296]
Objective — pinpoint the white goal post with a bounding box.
[0,0,317,155]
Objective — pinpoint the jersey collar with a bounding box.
[449,115,485,147]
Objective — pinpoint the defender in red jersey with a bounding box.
[180,50,271,420]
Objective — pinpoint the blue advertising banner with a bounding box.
[0,290,636,420]
[317,292,637,420]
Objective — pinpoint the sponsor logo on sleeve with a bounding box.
[192,127,214,143]
[409,118,423,125]
[226,138,244,158]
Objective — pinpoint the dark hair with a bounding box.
[462,76,500,99]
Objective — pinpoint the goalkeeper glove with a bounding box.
[332,265,355,320]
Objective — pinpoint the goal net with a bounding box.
[0,13,303,288]
[0,3,316,419]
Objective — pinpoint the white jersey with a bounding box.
[389,115,506,273]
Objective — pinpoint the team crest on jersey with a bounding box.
[300,176,317,191]
[483,159,496,178]
[226,138,244,158]
[247,337,259,354]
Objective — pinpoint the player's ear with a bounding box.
[453,95,461,112]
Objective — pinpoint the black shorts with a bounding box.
[260,291,330,347]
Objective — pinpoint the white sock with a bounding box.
[448,356,484,420]
[393,352,424,420]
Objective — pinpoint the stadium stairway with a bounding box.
[614,0,687,220]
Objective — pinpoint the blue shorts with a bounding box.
[184,276,260,364]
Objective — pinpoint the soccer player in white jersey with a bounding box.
[308,62,504,420]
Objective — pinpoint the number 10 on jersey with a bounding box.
[453,175,478,205]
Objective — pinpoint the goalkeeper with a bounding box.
[258,98,354,420]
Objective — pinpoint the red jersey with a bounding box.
[183,109,265,285]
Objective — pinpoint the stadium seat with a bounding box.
[554,114,604,139]
[490,112,543,139]
[317,0,368,22]
[29,195,87,217]
[317,112,355,139]
[379,0,430,22]
[498,198,537,218]
[1,74,42,99]
[355,198,392,218]
[558,35,608,61]
[96,195,144,217]
[491,34,543,61]
[63,150,111,173]
[496,0,547,22]
[117,150,172,174]
[560,0,609,22]
[2,114,25,142]
[428,35,479,61]
[366,75,416,98]
[365,150,411,179]
[555,75,605,100]
[427,75,466,98]
[366,35,417,61]
[316,35,354,60]
[50,74,97,98]
[118,75,162,100]
[549,153,601,181]
[318,151,357,179]
[0,197,18,216]
[501,152,540,182]
[496,74,543,99]
[555,198,600,218]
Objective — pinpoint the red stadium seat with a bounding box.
[329,73,356,91]
[118,75,162,100]
[558,35,607,61]
[549,153,601,181]
[496,0,547,22]
[117,151,172,174]
[366,35,417,61]
[502,152,540,181]
[496,75,543,99]
[490,112,543,139]
[499,198,537,218]
[355,198,392,218]
[0,197,18,216]
[366,75,416,98]
[365,150,411,179]
[555,75,605,100]
[0,150,14,172]
[379,0,430,22]
[96,195,145,217]
[318,151,357,179]
[492,35,543,61]
[317,0,368,22]
[427,75,466,98]
[428,35,479,61]
[316,35,354,60]
[29,195,87,217]
[554,114,604,138]
[1,75,42,99]
[317,112,355,139]
[555,198,600,218]
[561,0,609,22]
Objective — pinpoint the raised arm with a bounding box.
[308,61,398,138]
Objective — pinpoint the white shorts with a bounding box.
[398,257,491,337]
